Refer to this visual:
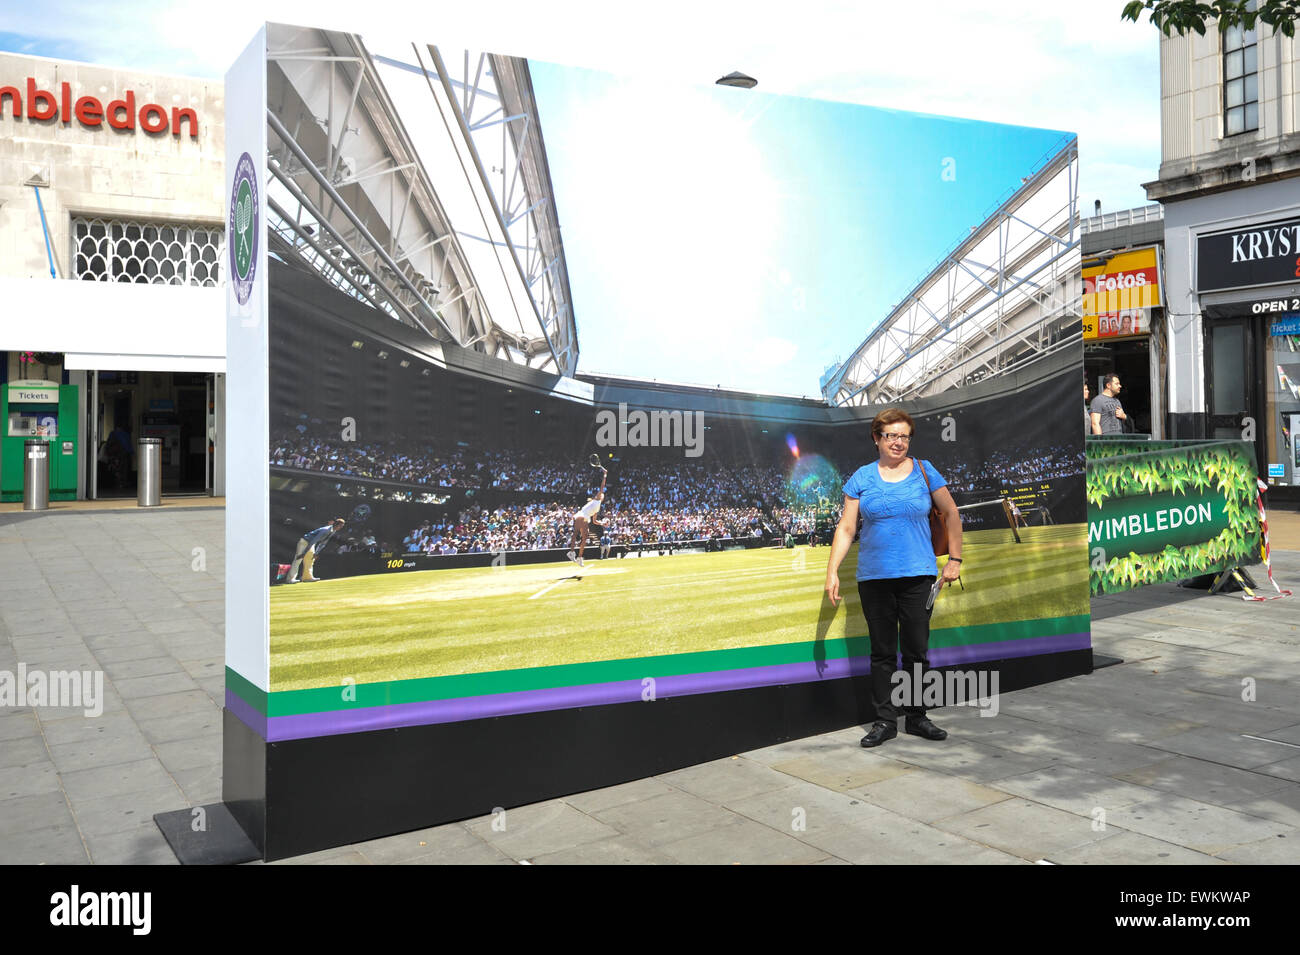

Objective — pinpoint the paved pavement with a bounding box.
[1,506,1299,865]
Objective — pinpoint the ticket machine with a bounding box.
[2,380,79,501]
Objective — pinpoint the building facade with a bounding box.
[0,51,225,500]
[1145,20,1300,495]
[1081,205,1166,438]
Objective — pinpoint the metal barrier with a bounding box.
[137,437,162,507]
[23,439,49,511]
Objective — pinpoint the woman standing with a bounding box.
[825,408,963,747]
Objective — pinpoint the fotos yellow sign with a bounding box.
[1082,247,1161,339]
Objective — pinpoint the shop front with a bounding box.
[1163,180,1300,501]
[88,370,218,498]
[0,49,226,502]
[1198,216,1300,492]
[1082,245,1164,436]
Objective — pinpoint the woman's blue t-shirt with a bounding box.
[843,459,946,581]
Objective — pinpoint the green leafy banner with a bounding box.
[1085,439,1261,594]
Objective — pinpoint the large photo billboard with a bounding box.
[228,24,1086,745]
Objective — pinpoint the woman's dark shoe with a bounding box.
[860,721,898,748]
[905,717,948,740]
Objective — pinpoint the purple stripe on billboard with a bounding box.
[266,656,870,741]
[226,688,269,740]
[261,630,1090,741]
[931,631,1090,666]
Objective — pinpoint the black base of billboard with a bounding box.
[221,648,1092,861]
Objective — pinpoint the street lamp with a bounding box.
[716,71,757,89]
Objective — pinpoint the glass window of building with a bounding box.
[1269,327,1300,487]
[1223,11,1259,136]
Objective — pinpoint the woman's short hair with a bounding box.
[871,408,915,437]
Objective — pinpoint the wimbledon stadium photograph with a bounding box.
[251,23,1087,738]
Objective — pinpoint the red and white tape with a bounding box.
[1233,479,1293,601]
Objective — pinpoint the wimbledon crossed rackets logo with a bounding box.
[228,152,259,306]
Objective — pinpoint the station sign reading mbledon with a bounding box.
[1086,439,1261,594]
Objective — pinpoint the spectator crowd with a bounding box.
[272,419,1082,557]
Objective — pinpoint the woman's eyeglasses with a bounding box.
[878,433,911,444]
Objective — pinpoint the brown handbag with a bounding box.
[915,458,949,556]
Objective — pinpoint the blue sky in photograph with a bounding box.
[1,2,1149,395]
[530,61,1073,394]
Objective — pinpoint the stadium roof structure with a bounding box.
[820,139,1081,407]
[264,24,578,376]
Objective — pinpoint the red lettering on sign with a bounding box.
[74,95,102,126]
[171,106,198,138]
[26,77,57,120]
[2,78,200,137]
[0,84,18,118]
[139,102,167,134]
[107,90,134,130]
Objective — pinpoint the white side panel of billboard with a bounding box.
[225,27,270,694]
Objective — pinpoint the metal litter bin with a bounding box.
[138,437,162,507]
[23,439,49,511]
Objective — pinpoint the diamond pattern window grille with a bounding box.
[72,217,225,286]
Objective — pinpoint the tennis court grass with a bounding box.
[269,523,1088,691]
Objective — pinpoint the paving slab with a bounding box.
[37,711,140,747]
[0,760,63,799]
[1114,753,1297,805]
[0,790,76,837]
[932,797,1118,861]
[0,823,90,864]
[1221,785,1300,831]
[1049,830,1227,865]
[586,789,746,848]
[58,757,178,804]
[1142,726,1300,770]
[655,816,831,865]
[852,767,1015,823]
[393,841,515,865]
[72,785,191,837]
[45,732,156,775]
[0,736,49,770]
[561,776,680,814]
[349,822,485,864]
[655,756,795,804]
[1214,834,1300,864]
[169,764,223,805]
[991,765,1167,816]
[84,824,180,865]
[1256,755,1300,783]
[883,737,1066,783]
[1105,794,1297,854]
[466,800,621,860]
[529,834,681,865]
[0,710,49,742]
[767,751,917,792]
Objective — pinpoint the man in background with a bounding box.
[1090,374,1127,435]
[288,518,346,583]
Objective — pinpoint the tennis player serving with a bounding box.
[567,455,607,569]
